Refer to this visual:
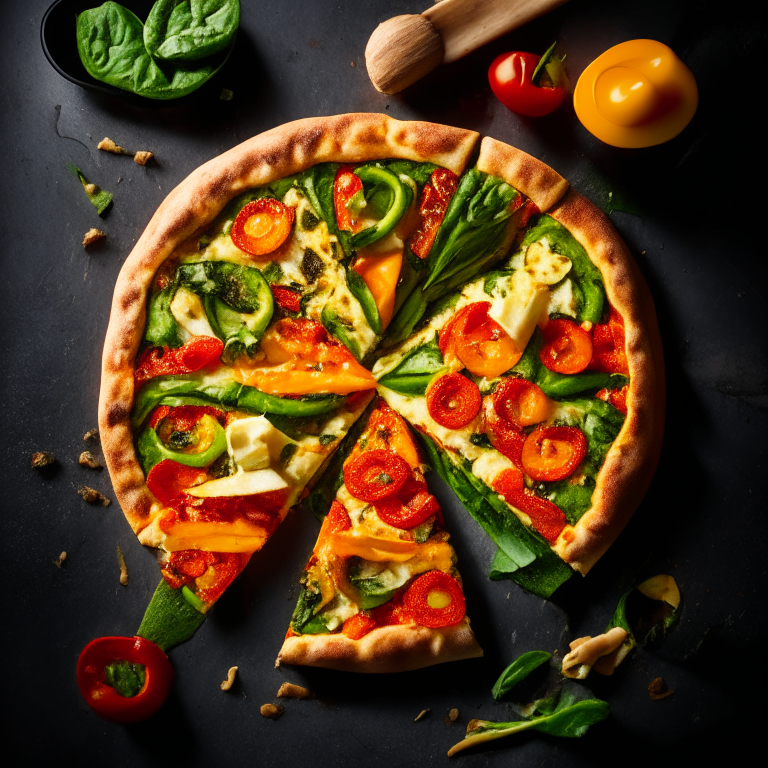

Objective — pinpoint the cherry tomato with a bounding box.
[343,448,410,503]
[231,198,295,256]
[521,425,588,481]
[426,373,482,430]
[539,318,593,374]
[403,571,466,628]
[76,636,174,723]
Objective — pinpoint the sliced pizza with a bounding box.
[277,399,482,673]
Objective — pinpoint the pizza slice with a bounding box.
[373,184,663,597]
[277,398,482,672]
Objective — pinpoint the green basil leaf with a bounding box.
[492,651,552,701]
[145,0,239,62]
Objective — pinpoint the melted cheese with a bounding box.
[170,288,217,340]
[226,415,293,471]
[186,467,287,497]
[524,239,572,285]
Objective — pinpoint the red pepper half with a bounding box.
[134,336,224,388]
[488,42,568,118]
[76,636,174,723]
[408,169,459,259]
[270,285,302,313]
[334,164,364,232]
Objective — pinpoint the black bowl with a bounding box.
[41,0,235,108]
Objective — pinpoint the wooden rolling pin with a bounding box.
[366,0,569,94]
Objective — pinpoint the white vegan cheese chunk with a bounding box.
[185,467,288,497]
[547,278,578,318]
[226,415,294,471]
[524,239,572,285]
[488,269,550,352]
[170,288,217,339]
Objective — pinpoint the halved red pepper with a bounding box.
[134,336,224,389]
[76,636,174,723]
[270,285,302,313]
[408,169,459,259]
[334,164,364,232]
[426,372,482,430]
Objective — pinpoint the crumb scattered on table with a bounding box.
[83,428,99,441]
[31,451,55,468]
[220,88,233,101]
[54,551,67,568]
[133,151,154,166]
[79,451,102,469]
[221,666,238,691]
[82,228,106,248]
[648,677,674,700]
[78,486,110,506]
[277,682,312,699]
[414,709,430,722]
[98,137,129,155]
[117,545,128,585]
[445,708,459,725]
[260,703,284,719]
[84,183,99,196]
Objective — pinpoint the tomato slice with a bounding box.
[539,318,593,374]
[408,169,459,259]
[343,449,410,503]
[326,499,352,533]
[513,492,567,543]
[334,165,363,232]
[76,636,174,723]
[270,285,302,313]
[589,305,629,375]
[491,377,550,429]
[147,460,209,504]
[426,373,482,430]
[231,198,295,257]
[439,302,521,378]
[402,571,466,628]
[596,385,628,415]
[342,612,377,640]
[521,425,588,481]
[135,336,224,389]
[375,477,440,529]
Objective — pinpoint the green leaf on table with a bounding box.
[66,163,112,215]
[492,650,552,701]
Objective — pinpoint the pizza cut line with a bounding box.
[98,113,664,671]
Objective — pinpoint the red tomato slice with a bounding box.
[426,373,482,430]
[334,165,363,232]
[231,199,295,256]
[147,460,209,504]
[343,449,410,502]
[491,377,550,429]
[539,318,593,374]
[521,425,588,481]
[402,571,466,628]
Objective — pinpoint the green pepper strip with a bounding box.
[137,418,227,473]
[350,166,411,249]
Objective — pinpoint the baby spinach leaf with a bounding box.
[66,163,112,215]
[377,334,445,395]
[545,479,595,525]
[381,159,439,186]
[76,2,222,100]
[492,651,552,701]
[144,285,182,347]
[290,586,322,632]
[145,0,240,62]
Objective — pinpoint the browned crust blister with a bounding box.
[475,136,570,212]
[99,115,480,538]
[276,619,482,673]
[549,191,665,574]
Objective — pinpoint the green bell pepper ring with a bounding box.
[350,166,411,249]
[137,416,227,473]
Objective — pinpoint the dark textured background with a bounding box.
[2,1,767,765]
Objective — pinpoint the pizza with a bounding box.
[98,113,663,666]
[277,398,482,672]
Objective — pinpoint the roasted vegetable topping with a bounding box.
[403,571,465,628]
[540,318,593,374]
[521,425,587,482]
[426,373,481,430]
[344,448,410,503]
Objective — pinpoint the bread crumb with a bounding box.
[221,666,238,690]
[648,677,674,700]
[79,451,102,469]
[445,708,459,725]
[116,545,128,585]
[260,703,284,719]
[84,183,99,196]
[82,228,106,248]
[98,137,129,155]
[350,61,355,67]
[277,683,312,699]
[83,428,99,441]
[54,551,67,568]
[31,451,55,468]
[414,709,430,722]
[220,88,234,101]
[133,151,154,166]
[78,486,110,506]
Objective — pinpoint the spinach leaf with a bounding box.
[145,0,239,62]
[66,163,112,215]
[137,578,207,652]
[290,585,322,632]
[346,267,382,335]
[517,216,606,324]
[377,334,446,395]
[545,479,595,525]
[492,651,552,701]
[76,2,222,100]
[144,284,182,347]
[321,306,362,361]
[381,159,439,186]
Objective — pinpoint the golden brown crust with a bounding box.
[475,137,569,212]
[276,619,482,673]
[98,115,480,539]
[549,190,665,573]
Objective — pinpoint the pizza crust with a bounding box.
[98,115,480,538]
[276,618,483,673]
[475,136,570,213]
[548,190,665,573]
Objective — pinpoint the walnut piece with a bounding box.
[79,451,102,469]
[276,682,312,699]
[98,137,129,155]
[82,228,106,248]
[83,428,99,441]
[54,551,67,568]
[221,666,238,691]
[133,151,154,166]
[78,486,110,506]
[648,677,674,700]
[414,709,430,722]
[31,451,55,468]
[260,703,284,719]
[117,545,128,586]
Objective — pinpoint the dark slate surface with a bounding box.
[2,1,767,765]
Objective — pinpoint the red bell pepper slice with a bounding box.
[521,425,588,482]
[134,336,224,388]
[326,499,352,533]
[491,474,567,544]
[374,477,441,530]
[342,612,377,640]
[334,165,363,232]
[596,385,628,415]
[408,169,459,259]
[426,373,482,430]
[589,305,629,375]
[146,459,209,504]
[76,636,174,723]
[270,284,302,313]
[403,571,466,628]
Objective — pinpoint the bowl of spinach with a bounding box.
[41,0,238,106]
